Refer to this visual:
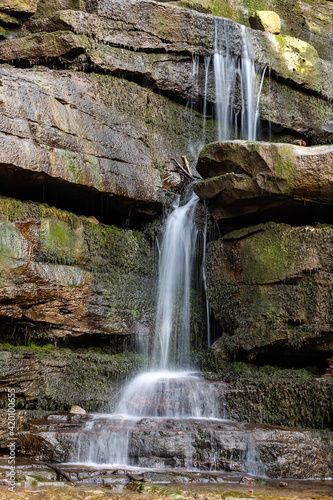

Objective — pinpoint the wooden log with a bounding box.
[172,158,195,180]
[43,461,75,484]
[182,155,193,176]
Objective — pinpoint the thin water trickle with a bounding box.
[213,19,266,142]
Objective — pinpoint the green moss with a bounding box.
[207,223,333,352]
[201,357,333,429]
[36,219,87,265]
[0,345,146,411]
[35,0,84,18]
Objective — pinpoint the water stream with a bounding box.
[69,192,220,466]
[68,17,267,473]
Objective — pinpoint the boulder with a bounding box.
[70,405,86,414]
[195,141,333,220]
[249,11,281,34]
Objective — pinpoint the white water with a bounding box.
[69,192,220,466]
[69,19,267,472]
[199,18,266,144]
[153,193,198,369]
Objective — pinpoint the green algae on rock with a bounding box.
[0,195,157,340]
[249,11,281,34]
[0,347,145,412]
[205,222,333,353]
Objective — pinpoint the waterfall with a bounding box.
[68,191,219,466]
[67,17,267,471]
[198,17,266,142]
[153,192,198,369]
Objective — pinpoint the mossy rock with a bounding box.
[206,222,333,352]
[0,0,38,15]
[249,10,281,34]
[0,12,20,27]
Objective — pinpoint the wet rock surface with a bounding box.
[0,0,331,144]
[195,141,333,220]
[0,0,332,490]
[12,413,333,479]
[168,0,333,64]
[0,457,332,499]
[205,221,333,353]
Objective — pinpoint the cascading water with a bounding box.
[153,192,198,369]
[199,18,266,143]
[68,190,219,466]
[67,16,267,474]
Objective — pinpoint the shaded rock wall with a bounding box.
[0,195,157,339]
[195,141,333,378]
[0,349,144,412]
[206,222,333,354]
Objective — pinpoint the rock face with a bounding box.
[0,65,212,221]
[0,0,331,476]
[0,196,157,340]
[0,0,331,144]
[170,0,333,64]
[0,349,144,412]
[0,0,38,15]
[18,414,333,479]
[205,222,333,354]
[195,141,333,220]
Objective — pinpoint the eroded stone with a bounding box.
[249,11,281,34]
[195,141,333,219]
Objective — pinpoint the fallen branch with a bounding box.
[172,158,195,180]
[172,158,201,180]
[43,461,75,484]
[182,155,193,176]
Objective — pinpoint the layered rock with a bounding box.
[195,141,333,220]
[169,0,333,63]
[0,65,216,221]
[205,222,333,354]
[17,413,333,478]
[0,0,331,143]
[0,350,144,412]
[0,195,157,339]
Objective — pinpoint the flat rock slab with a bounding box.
[195,140,333,220]
[18,414,333,479]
